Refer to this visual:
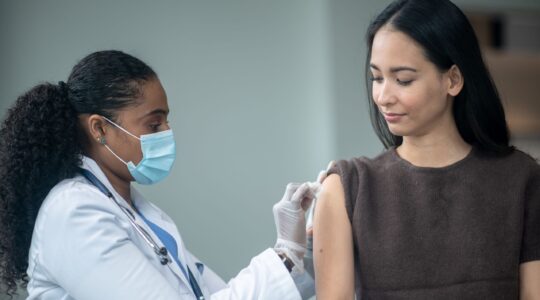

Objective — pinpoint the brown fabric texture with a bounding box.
[327,147,540,299]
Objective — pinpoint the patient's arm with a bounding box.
[313,173,355,300]
[520,260,540,299]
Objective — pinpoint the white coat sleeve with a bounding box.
[36,184,185,300]
[190,249,302,300]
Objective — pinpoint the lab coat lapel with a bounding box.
[184,252,211,298]
[81,156,193,291]
[81,156,118,195]
[131,189,193,290]
[132,211,193,292]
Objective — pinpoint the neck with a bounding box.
[102,168,133,205]
[397,118,472,168]
[87,154,133,206]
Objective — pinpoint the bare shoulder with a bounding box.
[319,174,345,203]
[315,174,346,221]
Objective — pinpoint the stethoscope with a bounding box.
[79,168,205,300]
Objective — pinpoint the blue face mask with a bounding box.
[102,117,176,185]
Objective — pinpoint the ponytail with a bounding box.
[0,83,81,296]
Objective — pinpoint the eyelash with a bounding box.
[370,77,413,86]
[149,120,170,131]
[370,76,383,83]
[149,123,161,131]
[397,79,413,86]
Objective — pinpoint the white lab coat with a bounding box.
[26,156,312,299]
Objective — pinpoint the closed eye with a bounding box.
[370,76,383,83]
[396,79,413,86]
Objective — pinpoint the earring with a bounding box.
[97,136,106,144]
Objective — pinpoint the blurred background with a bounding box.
[1,0,538,299]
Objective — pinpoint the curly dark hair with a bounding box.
[0,50,156,297]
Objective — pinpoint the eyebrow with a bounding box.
[370,64,417,73]
[141,108,169,118]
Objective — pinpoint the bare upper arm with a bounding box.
[520,260,540,300]
[313,173,355,300]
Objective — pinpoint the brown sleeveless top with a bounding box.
[327,147,540,299]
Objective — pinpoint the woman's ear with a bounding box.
[447,65,464,97]
[87,114,108,143]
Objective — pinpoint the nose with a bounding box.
[373,81,396,107]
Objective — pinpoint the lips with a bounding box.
[382,112,406,123]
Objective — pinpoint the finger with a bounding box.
[326,160,335,170]
[317,170,327,183]
[301,196,314,211]
[306,227,313,236]
[317,160,336,183]
[290,183,311,205]
[306,181,321,193]
[283,182,302,200]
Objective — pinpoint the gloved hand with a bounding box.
[273,182,319,273]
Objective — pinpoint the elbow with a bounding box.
[315,284,355,300]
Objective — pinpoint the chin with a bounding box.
[387,124,408,137]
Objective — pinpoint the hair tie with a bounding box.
[57,81,69,98]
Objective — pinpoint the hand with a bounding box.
[273,182,318,272]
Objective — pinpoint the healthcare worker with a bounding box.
[0,50,319,299]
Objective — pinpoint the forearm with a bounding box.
[520,261,540,300]
[210,249,301,300]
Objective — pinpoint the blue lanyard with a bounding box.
[137,211,190,279]
[138,211,205,299]
[78,168,205,300]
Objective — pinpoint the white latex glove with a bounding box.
[273,182,318,273]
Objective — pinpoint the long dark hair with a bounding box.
[0,50,156,297]
[365,0,512,154]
